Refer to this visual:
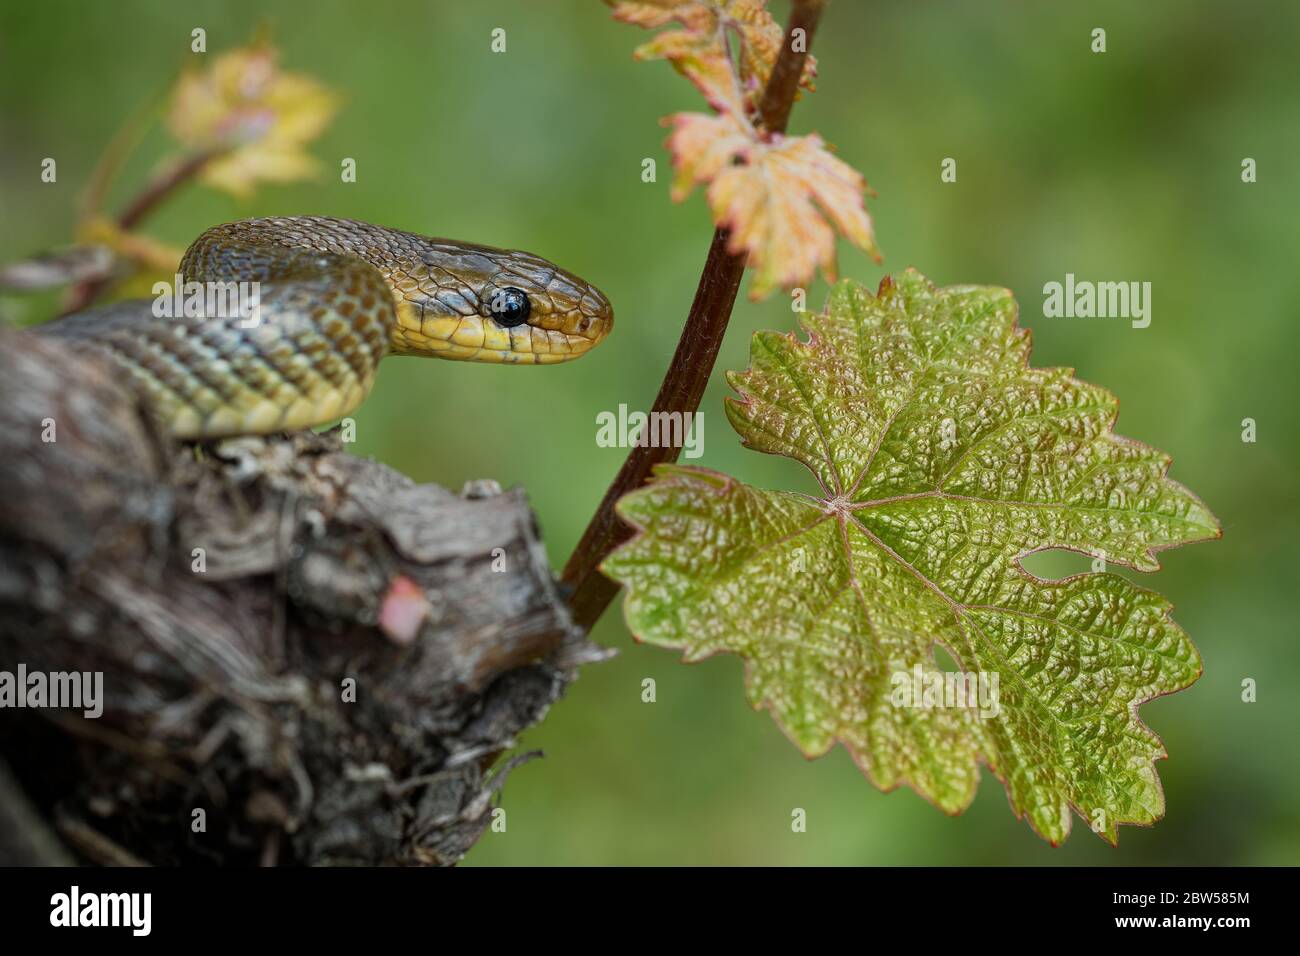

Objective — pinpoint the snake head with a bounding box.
[390,241,613,365]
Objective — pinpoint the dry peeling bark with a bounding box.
[0,326,607,866]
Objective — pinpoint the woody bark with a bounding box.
[0,327,604,866]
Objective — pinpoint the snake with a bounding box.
[35,216,614,439]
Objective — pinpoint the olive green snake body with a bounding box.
[35,217,613,438]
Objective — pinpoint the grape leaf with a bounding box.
[666,112,880,299]
[168,39,338,199]
[609,0,816,116]
[611,0,869,301]
[602,270,1219,844]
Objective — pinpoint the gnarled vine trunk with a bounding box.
[0,327,605,866]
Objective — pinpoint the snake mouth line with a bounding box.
[391,303,609,365]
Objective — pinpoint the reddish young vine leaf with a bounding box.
[610,0,877,301]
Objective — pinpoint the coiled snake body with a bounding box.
[36,217,613,439]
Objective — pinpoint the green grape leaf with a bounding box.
[602,269,1219,844]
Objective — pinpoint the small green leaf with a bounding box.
[603,269,1219,844]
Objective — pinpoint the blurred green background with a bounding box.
[1,0,1296,865]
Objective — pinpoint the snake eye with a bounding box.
[488,287,531,328]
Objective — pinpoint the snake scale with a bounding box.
[35,217,613,439]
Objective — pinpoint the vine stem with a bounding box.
[117,148,224,232]
[561,0,827,632]
[60,148,223,317]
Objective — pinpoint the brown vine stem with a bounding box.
[118,149,224,232]
[561,0,827,632]
[61,147,223,317]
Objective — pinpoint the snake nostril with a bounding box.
[581,287,611,323]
